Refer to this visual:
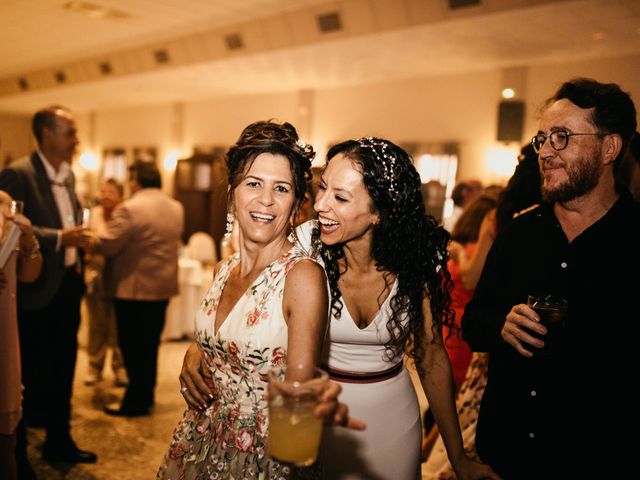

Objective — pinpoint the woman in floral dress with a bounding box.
[157,120,329,480]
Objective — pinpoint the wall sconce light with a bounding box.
[486,146,518,178]
[163,150,181,170]
[78,150,99,170]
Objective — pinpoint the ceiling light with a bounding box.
[62,1,130,20]
[99,62,112,75]
[317,12,342,33]
[225,33,244,50]
[501,88,515,99]
[154,50,170,64]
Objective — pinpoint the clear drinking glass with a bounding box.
[81,207,91,227]
[268,364,328,466]
[527,294,569,356]
[10,200,24,216]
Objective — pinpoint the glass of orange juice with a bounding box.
[268,364,328,466]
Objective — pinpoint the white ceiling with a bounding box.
[0,0,639,114]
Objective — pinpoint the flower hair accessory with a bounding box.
[295,139,315,162]
[357,137,399,202]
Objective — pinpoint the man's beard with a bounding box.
[541,152,602,203]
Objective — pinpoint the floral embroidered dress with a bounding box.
[158,246,317,480]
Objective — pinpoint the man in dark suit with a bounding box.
[0,105,97,464]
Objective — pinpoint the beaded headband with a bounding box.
[357,137,399,202]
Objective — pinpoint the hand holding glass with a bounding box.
[268,365,328,466]
[527,295,568,356]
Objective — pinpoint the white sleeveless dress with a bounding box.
[296,221,422,480]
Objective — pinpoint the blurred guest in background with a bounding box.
[616,130,640,201]
[0,105,96,464]
[0,190,41,480]
[84,178,128,387]
[96,161,184,417]
[462,78,638,478]
[495,143,542,232]
[443,179,483,232]
[444,195,498,388]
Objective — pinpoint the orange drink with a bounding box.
[268,365,327,466]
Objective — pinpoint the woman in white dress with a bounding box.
[304,138,498,480]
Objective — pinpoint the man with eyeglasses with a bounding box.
[461,78,638,478]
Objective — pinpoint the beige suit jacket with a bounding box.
[99,188,184,301]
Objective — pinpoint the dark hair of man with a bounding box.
[225,120,315,216]
[315,138,454,374]
[451,195,497,245]
[103,177,124,197]
[129,161,162,188]
[550,77,637,170]
[32,105,71,144]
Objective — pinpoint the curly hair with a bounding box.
[225,120,315,213]
[315,138,454,373]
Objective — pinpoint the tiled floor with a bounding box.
[26,340,433,479]
[26,339,192,480]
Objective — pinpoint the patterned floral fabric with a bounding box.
[423,352,488,479]
[158,246,320,480]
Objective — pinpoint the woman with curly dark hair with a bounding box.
[296,138,498,479]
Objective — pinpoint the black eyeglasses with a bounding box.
[531,130,605,153]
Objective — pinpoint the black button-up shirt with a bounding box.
[462,193,639,479]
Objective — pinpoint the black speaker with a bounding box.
[497,101,525,142]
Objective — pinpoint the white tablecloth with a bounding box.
[162,257,214,340]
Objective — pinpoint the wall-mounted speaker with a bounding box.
[497,101,525,142]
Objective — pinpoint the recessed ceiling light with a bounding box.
[502,88,515,99]
[54,71,67,84]
[62,1,130,20]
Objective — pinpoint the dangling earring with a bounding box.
[224,212,235,241]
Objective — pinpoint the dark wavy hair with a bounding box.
[226,120,315,215]
[315,137,454,372]
[451,195,497,245]
[547,77,637,170]
[495,143,542,233]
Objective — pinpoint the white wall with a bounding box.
[0,113,32,167]
[313,71,502,181]
[524,55,640,137]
